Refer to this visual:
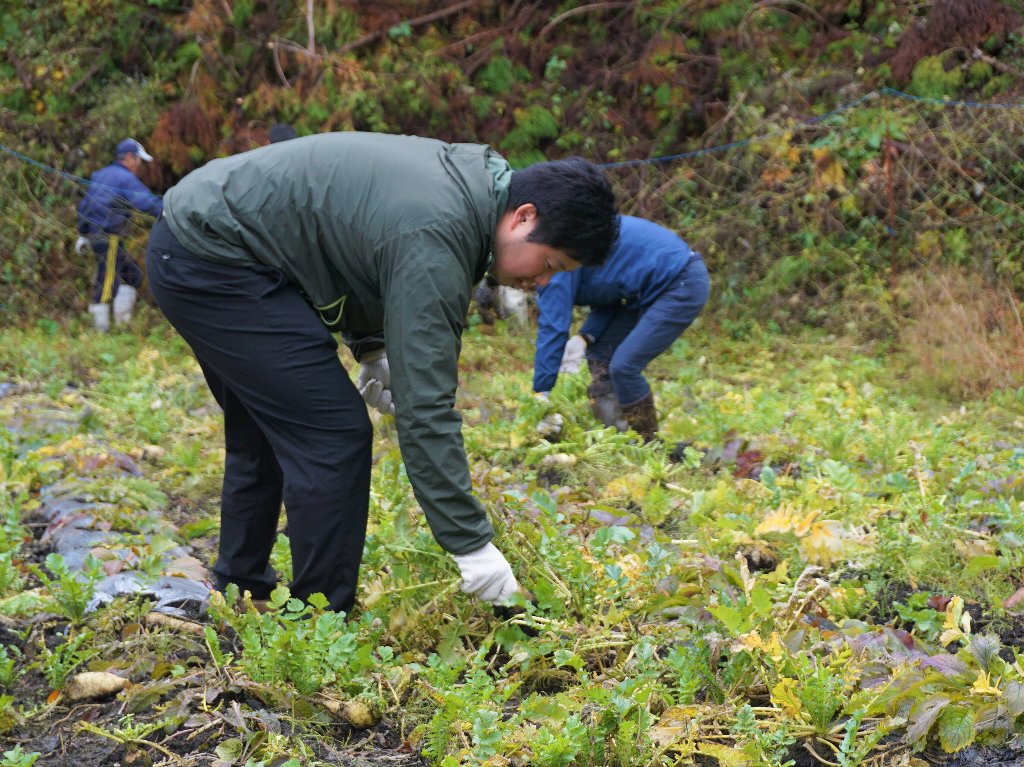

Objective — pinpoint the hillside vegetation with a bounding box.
[4,0,1024,340]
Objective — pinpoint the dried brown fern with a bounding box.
[900,266,1024,397]
[890,0,1023,82]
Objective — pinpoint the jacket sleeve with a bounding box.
[580,305,617,343]
[377,228,493,555]
[532,273,577,393]
[341,299,385,361]
[122,173,164,220]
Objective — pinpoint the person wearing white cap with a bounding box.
[75,138,163,330]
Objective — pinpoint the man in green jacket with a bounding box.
[145,132,619,614]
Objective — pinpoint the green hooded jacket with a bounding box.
[162,132,512,555]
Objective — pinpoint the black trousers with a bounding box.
[145,218,372,613]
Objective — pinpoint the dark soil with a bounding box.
[7,702,429,767]
[691,738,841,767]
[926,737,1024,766]
[868,580,1024,660]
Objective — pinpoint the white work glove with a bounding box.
[453,542,519,604]
[559,334,587,374]
[74,236,89,255]
[533,391,564,439]
[357,348,395,416]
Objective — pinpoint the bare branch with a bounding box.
[306,0,316,54]
[271,39,291,88]
[337,0,486,56]
[69,59,105,95]
[539,2,632,40]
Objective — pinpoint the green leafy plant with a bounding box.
[30,553,102,623]
[1,746,40,767]
[211,585,384,698]
[77,714,173,754]
[38,631,99,690]
[730,704,796,767]
[0,645,22,690]
[894,591,944,642]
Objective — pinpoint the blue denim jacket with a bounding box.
[533,215,697,393]
[77,162,163,236]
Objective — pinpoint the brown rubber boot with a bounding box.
[621,392,658,443]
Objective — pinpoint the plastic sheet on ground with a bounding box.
[89,573,212,618]
[10,387,216,621]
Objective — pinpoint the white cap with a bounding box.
[116,138,154,162]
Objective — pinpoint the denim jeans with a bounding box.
[586,257,710,405]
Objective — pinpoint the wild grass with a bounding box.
[899,266,1024,399]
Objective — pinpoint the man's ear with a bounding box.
[510,203,537,228]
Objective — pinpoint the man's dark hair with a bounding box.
[269,123,298,143]
[507,157,619,266]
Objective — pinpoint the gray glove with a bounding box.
[559,334,587,374]
[357,348,395,416]
[74,236,89,255]
[533,392,564,439]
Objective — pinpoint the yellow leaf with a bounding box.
[954,538,996,559]
[731,632,764,653]
[792,510,820,537]
[970,670,1002,697]
[696,743,752,766]
[800,519,848,565]
[649,705,698,747]
[942,597,963,631]
[939,628,963,646]
[764,632,787,663]
[940,596,967,645]
[813,160,847,193]
[735,478,773,500]
[616,552,644,580]
[605,473,649,503]
[34,435,87,457]
[755,503,799,535]
[771,678,804,719]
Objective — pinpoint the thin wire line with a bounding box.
[3,87,1024,185]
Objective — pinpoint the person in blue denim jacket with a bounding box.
[532,215,710,441]
[75,138,163,330]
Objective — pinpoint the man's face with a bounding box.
[490,204,582,290]
[122,153,143,175]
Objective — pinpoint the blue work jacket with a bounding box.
[533,215,695,393]
[77,162,163,236]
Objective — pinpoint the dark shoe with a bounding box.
[621,392,658,443]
